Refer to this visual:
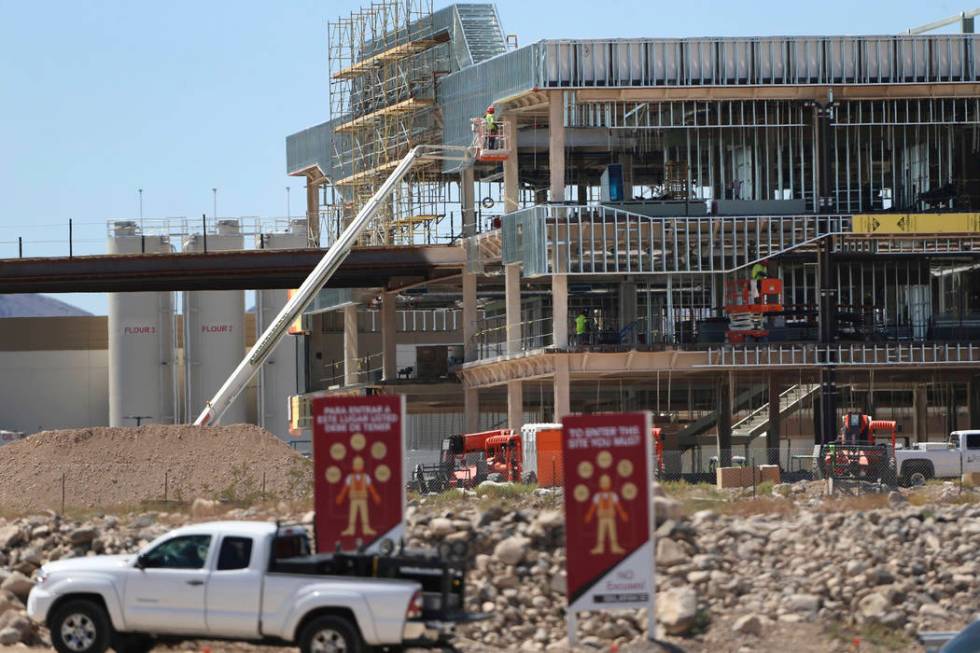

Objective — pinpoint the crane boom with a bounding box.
[194,145,468,426]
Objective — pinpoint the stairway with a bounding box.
[674,382,818,449]
[732,383,819,445]
[456,4,507,65]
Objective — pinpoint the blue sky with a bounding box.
[0,0,964,314]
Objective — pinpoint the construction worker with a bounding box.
[336,455,381,536]
[574,309,589,346]
[484,105,497,150]
[584,474,628,555]
[750,259,769,302]
[840,412,871,445]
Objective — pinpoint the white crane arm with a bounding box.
[195,145,466,426]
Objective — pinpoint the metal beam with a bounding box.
[0,246,464,294]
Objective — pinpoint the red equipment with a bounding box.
[724,277,783,344]
[821,413,898,484]
[652,427,664,474]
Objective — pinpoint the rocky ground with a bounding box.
[0,480,976,652]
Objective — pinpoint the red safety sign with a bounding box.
[561,412,655,636]
[312,395,405,553]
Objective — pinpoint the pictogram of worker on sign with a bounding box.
[323,431,390,538]
[575,451,638,556]
[584,474,629,554]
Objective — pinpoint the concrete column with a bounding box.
[620,152,634,200]
[507,380,523,431]
[381,292,396,382]
[305,177,320,247]
[461,167,476,237]
[503,114,519,213]
[462,272,477,362]
[549,93,565,202]
[946,383,958,435]
[914,385,929,441]
[618,280,637,344]
[343,304,358,386]
[767,375,781,465]
[464,385,480,434]
[717,376,733,467]
[553,274,568,348]
[553,355,570,422]
[969,376,980,428]
[505,263,521,355]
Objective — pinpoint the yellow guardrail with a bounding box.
[852,213,980,234]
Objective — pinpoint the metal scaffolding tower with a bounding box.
[327,0,451,246]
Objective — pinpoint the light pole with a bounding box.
[286,186,291,219]
[138,188,143,219]
[212,187,217,221]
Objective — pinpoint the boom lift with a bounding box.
[194,145,471,426]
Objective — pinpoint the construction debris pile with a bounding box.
[0,483,976,650]
[0,425,311,512]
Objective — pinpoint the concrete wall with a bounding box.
[0,350,109,433]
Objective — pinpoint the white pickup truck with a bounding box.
[895,430,980,484]
[27,521,469,653]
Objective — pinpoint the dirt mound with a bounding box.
[0,424,310,512]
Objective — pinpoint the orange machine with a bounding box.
[652,427,664,473]
[521,423,564,486]
[724,277,783,344]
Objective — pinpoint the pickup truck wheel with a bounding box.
[299,615,362,653]
[50,600,111,653]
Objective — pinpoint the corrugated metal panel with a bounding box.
[286,119,341,178]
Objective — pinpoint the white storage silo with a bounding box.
[182,220,247,424]
[255,218,307,440]
[107,221,176,427]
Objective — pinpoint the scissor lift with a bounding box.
[724,277,783,344]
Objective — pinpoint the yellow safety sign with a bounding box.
[852,213,980,235]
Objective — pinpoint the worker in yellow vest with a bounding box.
[484,105,497,150]
[574,310,588,346]
[750,260,769,302]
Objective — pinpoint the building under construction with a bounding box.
[286,1,980,471]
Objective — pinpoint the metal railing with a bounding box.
[701,342,980,368]
[503,205,851,276]
[471,315,553,360]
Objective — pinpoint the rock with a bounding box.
[656,538,689,568]
[0,573,33,602]
[534,510,563,531]
[191,498,219,517]
[0,591,22,616]
[887,491,907,507]
[656,586,698,635]
[494,536,530,566]
[0,526,22,550]
[69,526,96,546]
[785,594,821,615]
[0,627,19,645]
[732,614,763,636]
[549,570,567,594]
[858,592,890,622]
[653,496,684,523]
[428,518,454,537]
[919,603,948,619]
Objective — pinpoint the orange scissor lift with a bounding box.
[724,277,783,344]
[471,118,511,163]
